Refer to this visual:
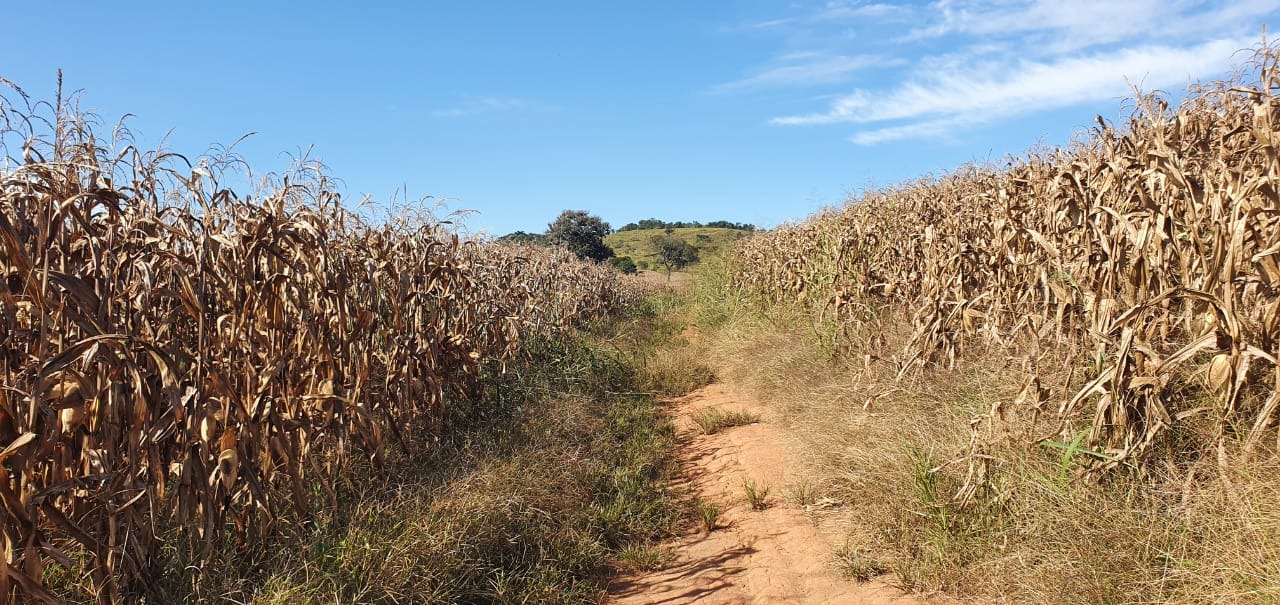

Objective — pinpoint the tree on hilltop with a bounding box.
[547,210,615,262]
[650,234,699,280]
[498,230,547,244]
[617,218,756,232]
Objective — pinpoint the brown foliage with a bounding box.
[0,82,644,601]
[732,44,1280,478]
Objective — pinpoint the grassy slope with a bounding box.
[87,296,712,604]
[605,227,751,267]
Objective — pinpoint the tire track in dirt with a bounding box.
[607,383,936,605]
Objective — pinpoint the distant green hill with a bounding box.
[604,227,751,269]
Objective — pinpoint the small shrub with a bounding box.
[695,499,721,532]
[742,478,771,510]
[834,543,887,582]
[785,481,818,507]
[608,256,638,274]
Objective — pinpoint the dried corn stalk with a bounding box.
[732,44,1280,479]
[0,81,646,601]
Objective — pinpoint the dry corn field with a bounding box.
[733,45,1280,485]
[0,81,647,602]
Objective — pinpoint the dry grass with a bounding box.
[784,480,818,507]
[690,407,760,435]
[638,334,716,399]
[615,544,676,573]
[698,277,1280,603]
[833,542,887,583]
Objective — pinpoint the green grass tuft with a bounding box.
[742,478,772,511]
[696,499,722,533]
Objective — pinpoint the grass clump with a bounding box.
[834,543,887,582]
[785,480,818,507]
[696,499,722,533]
[691,407,760,435]
[615,544,676,573]
[742,478,772,511]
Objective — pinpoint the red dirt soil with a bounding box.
[607,384,940,605]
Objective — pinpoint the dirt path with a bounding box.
[607,384,932,605]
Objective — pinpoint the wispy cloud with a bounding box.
[774,38,1250,128]
[908,0,1280,46]
[431,96,528,119]
[848,115,986,145]
[730,1,907,32]
[810,2,906,23]
[903,0,1171,47]
[711,53,887,93]
[724,0,1280,144]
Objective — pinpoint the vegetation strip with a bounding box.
[0,83,683,602]
[163,304,688,603]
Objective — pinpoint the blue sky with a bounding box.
[2,1,1277,235]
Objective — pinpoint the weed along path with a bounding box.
[608,383,928,605]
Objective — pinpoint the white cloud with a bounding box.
[728,0,1280,144]
[904,0,1173,47]
[772,37,1251,130]
[732,1,907,31]
[810,2,905,22]
[735,16,801,31]
[711,54,887,93]
[908,0,1280,47]
[431,97,527,119]
[848,115,986,145]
